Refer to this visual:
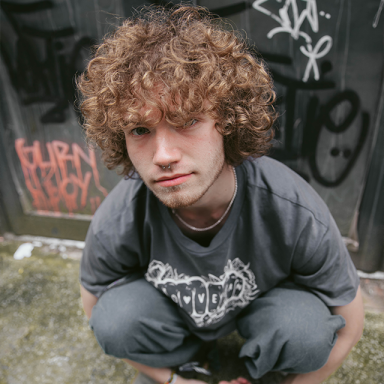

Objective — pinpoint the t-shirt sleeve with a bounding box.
[80,224,144,298]
[291,214,360,307]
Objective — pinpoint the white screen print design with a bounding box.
[145,258,259,327]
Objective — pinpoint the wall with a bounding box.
[0,0,383,270]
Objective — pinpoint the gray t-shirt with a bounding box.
[80,157,359,339]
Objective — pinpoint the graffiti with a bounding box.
[319,11,331,20]
[305,91,370,187]
[262,51,370,186]
[252,0,319,41]
[373,0,384,28]
[210,0,371,187]
[300,35,333,82]
[0,0,94,124]
[252,0,333,82]
[268,56,335,157]
[0,1,373,193]
[15,139,108,214]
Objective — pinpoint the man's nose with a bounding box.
[152,128,182,167]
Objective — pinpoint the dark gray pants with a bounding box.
[89,278,345,379]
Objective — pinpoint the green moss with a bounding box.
[324,311,384,384]
[1,241,384,383]
[0,245,135,384]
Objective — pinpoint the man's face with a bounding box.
[124,107,225,209]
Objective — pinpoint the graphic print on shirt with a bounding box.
[145,258,259,327]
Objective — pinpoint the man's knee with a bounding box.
[89,289,142,357]
[274,283,346,371]
[89,279,192,359]
[237,282,346,377]
[276,310,345,372]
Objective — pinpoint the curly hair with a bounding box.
[77,4,277,176]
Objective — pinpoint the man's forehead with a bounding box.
[124,99,181,127]
[139,103,163,124]
[135,86,175,116]
[124,85,213,126]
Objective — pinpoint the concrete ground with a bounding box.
[0,234,383,384]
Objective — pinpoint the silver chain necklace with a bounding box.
[172,166,237,232]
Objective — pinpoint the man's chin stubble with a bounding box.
[154,163,225,209]
[154,184,207,209]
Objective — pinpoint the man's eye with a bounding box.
[184,119,198,127]
[131,127,149,136]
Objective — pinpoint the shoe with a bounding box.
[177,340,219,374]
[131,372,158,384]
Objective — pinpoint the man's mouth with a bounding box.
[155,173,192,187]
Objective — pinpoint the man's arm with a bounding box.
[280,286,364,384]
[80,285,98,319]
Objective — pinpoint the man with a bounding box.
[78,5,364,384]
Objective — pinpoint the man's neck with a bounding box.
[172,164,235,230]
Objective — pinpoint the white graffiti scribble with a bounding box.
[373,0,384,28]
[145,258,259,327]
[252,0,333,82]
[300,35,332,81]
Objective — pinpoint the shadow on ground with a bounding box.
[0,238,383,384]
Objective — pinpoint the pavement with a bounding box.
[0,234,383,384]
